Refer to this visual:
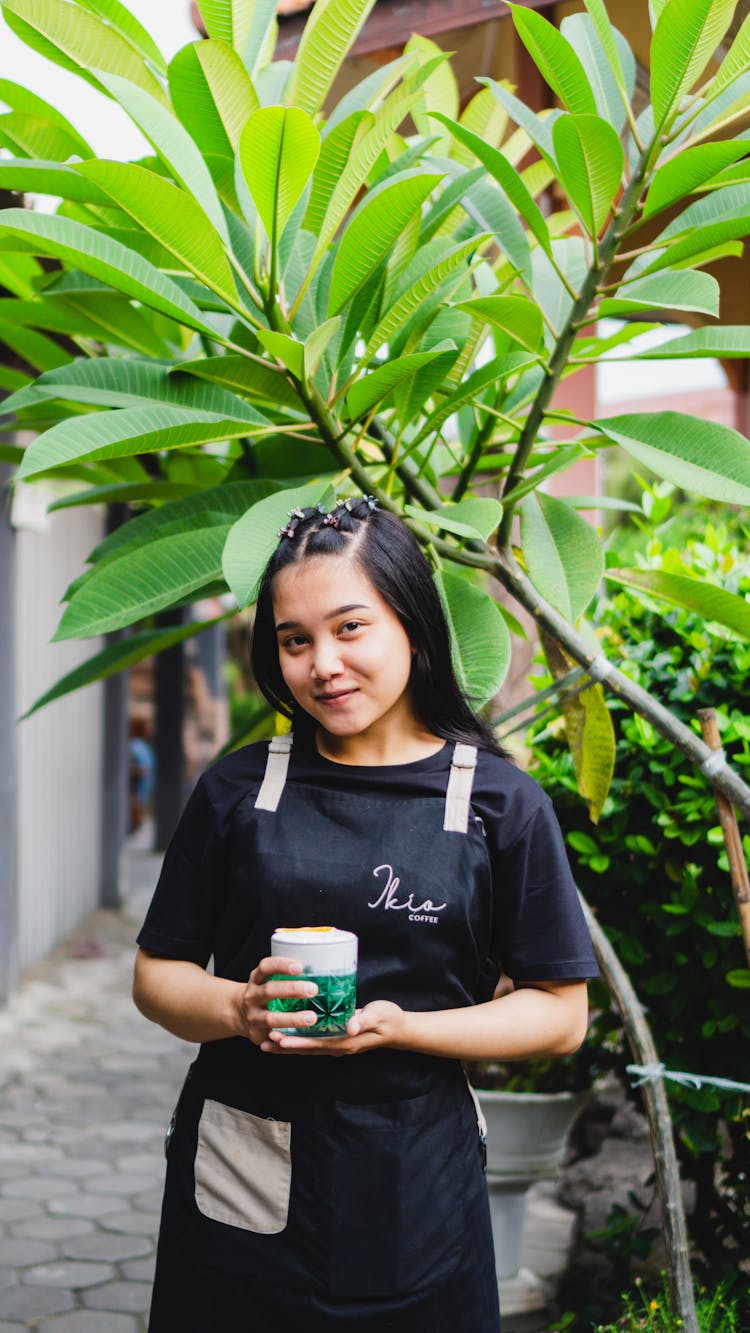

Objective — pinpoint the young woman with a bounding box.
[134,495,599,1332]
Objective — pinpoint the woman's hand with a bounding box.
[237,956,320,1047]
[259,1000,406,1056]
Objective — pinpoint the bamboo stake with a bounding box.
[697,708,750,970]
[579,895,698,1333]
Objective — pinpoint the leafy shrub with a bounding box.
[528,509,750,1282]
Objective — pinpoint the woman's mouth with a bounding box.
[315,688,358,705]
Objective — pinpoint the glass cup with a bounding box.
[269,927,358,1037]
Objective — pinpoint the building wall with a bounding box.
[14,489,105,970]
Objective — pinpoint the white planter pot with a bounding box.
[475,1088,588,1282]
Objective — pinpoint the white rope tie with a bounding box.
[700,748,727,778]
[588,654,614,683]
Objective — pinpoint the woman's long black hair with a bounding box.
[250,497,507,757]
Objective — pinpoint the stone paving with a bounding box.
[0,843,187,1332]
[0,836,576,1330]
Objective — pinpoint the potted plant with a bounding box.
[465,1040,608,1301]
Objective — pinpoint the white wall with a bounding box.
[14,490,105,969]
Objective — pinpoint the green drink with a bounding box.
[269,928,358,1037]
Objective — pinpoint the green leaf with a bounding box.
[0,110,87,160]
[0,209,216,336]
[76,0,165,71]
[1,0,168,103]
[0,250,43,298]
[0,77,92,155]
[344,348,450,421]
[437,569,510,706]
[404,498,502,542]
[509,4,597,117]
[174,354,301,410]
[55,523,234,639]
[304,317,340,377]
[47,480,200,511]
[0,317,69,371]
[85,480,278,571]
[23,613,231,718]
[644,141,750,220]
[632,326,750,360]
[197,0,253,49]
[593,412,750,505]
[520,491,603,622]
[74,161,238,304]
[93,72,229,244]
[650,180,750,246]
[17,406,266,481]
[168,39,259,163]
[0,158,114,203]
[726,969,750,989]
[458,176,531,284]
[412,352,534,447]
[308,60,441,271]
[579,2,636,118]
[604,569,750,641]
[708,12,750,104]
[364,235,489,361]
[222,481,335,607]
[255,328,304,379]
[481,79,558,174]
[286,0,378,116]
[328,171,442,317]
[431,113,551,257]
[599,269,720,319]
[552,113,623,236]
[454,296,544,354]
[239,106,320,252]
[564,678,614,823]
[651,0,736,129]
[241,0,278,75]
[1,357,271,423]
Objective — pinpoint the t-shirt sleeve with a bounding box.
[136,777,224,966]
[490,797,599,983]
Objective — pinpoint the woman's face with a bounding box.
[271,554,417,743]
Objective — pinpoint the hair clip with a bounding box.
[288,506,305,520]
[343,498,354,512]
[363,495,378,511]
[277,522,297,539]
[322,512,341,528]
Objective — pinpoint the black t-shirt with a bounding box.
[137,737,599,988]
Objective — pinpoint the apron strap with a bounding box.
[443,743,478,833]
[254,734,294,812]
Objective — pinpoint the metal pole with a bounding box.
[0,464,19,1003]
[99,504,130,909]
[154,607,187,851]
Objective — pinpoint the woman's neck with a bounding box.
[315,726,444,767]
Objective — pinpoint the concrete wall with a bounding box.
[14,486,105,970]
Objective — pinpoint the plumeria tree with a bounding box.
[2,0,750,1318]
[1,0,750,825]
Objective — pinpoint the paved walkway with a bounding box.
[0,837,576,1331]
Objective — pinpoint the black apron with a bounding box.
[148,738,502,1332]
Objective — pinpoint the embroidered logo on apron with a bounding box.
[367,863,447,925]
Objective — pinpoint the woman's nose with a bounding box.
[311,641,343,679]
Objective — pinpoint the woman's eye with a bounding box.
[283,634,308,649]
[339,621,361,634]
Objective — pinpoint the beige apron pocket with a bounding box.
[194,1099,291,1233]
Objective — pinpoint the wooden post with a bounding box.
[579,896,698,1333]
[697,707,750,970]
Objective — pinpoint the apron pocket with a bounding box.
[323,1096,467,1299]
[194,1099,291,1234]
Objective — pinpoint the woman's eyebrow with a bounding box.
[275,603,370,633]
